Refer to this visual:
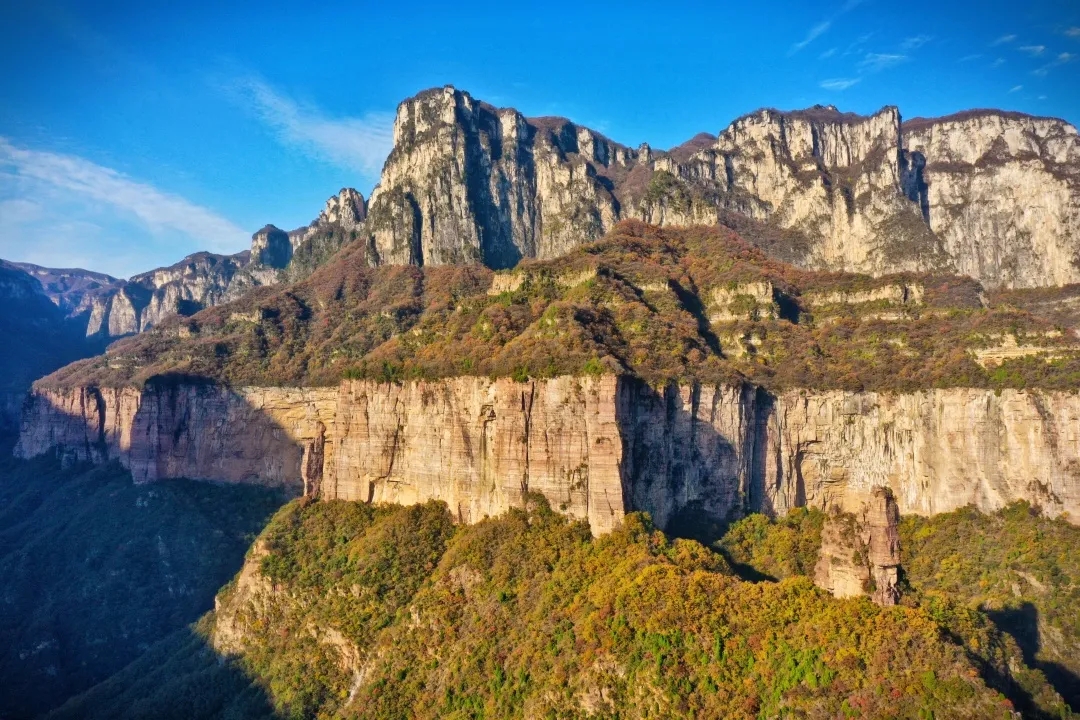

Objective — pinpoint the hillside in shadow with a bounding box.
[0,435,284,718]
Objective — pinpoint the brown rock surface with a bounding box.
[814,487,902,605]
[16,377,1080,534]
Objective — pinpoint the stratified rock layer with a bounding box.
[16,377,1080,533]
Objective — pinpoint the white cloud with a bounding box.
[859,53,909,72]
[0,138,246,255]
[991,34,1017,46]
[959,53,983,62]
[820,78,861,90]
[1009,85,1023,93]
[1019,45,1046,55]
[901,35,933,51]
[991,57,1006,67]
[819,47,838,59]
[1066,27,1080,38]
[1038,95,1048,100]
[238,78,393,178]
[790,20,832,55]
[1033,52,1074,75]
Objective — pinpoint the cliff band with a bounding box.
[16,376,1080,534]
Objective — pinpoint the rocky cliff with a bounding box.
[361,86,1080,288]
[17,377,1080,534]
[3,188,369,342]
[814,487,901,606]
[904,111,1080,288]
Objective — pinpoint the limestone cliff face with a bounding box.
[904,112,1080,288]
[367,87,627,268]
[311,187,366,234]
[708,107,945,274]
[329,376,627,532]
[814,487,901,606]
[757,389,1080,520]
[361,86,1080,288]
[17,377,1080,533]
[15,384,336,489]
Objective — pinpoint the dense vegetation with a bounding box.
[900,504,1080,710]
[714,503,1080,715]
[0,440,283,718]
[41,222,1080,393]
[53,497,1073,719]
[717,506,826,581]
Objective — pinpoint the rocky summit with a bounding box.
[362,87,1079,288]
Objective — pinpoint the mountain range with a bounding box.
[5,86,1080,717]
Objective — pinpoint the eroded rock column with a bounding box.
[813,487,901,606]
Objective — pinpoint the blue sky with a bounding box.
[1,0,1078,278]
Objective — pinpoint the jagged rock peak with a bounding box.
[368,85,634,269]
[718,104,902,167]
[387,85,634,165]
[318,188,367,230]
[250,224,292,269]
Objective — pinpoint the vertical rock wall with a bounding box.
[15,378,1080,532]
[814,487,902,606]
[365,86,1080,288]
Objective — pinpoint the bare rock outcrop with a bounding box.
[250,225,293,269]
[814,487,901,606]
[367,87,627,268]
[16,377,1080,534]
[361,86,1080,288]
[904,111,1080,288]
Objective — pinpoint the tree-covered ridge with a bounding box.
[38,221,1080,393]
[55,497,1073,719]
[900,503,1080,711]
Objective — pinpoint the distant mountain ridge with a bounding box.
[1,187,367,342]
[7,87,1078,345]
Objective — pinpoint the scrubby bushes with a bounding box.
[39,222,1080,393]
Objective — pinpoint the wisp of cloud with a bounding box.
[239,78,394,180]
[0,138,248,256]
[820,78,861,91]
